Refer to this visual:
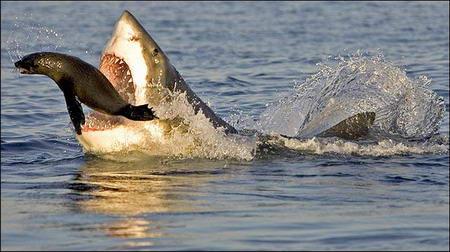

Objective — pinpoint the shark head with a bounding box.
[99,10,180,106]
[78,11,182,151]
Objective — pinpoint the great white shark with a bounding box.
[73,10,376,155]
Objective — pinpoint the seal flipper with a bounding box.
[62,90,85,135]
[318,112,376,140]
[116,104,158,121]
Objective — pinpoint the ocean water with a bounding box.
[1,1,449,250]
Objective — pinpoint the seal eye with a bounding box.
[152,48,159,56]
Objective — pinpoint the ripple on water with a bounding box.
[0,1,449,251]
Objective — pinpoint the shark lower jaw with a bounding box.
[77,125,148,154]
[82,111,126,132]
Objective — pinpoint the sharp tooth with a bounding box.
[126,70,131,76]
[115,58,120,63]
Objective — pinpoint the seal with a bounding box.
[14,52,157,134]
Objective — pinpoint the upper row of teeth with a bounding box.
[101,55,133,82]
[101,55,124,64]
[111,57,124,64]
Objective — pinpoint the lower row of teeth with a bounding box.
[84,116,117,130]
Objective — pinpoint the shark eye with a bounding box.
[152,48,159,56]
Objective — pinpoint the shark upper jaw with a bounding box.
[82,11,165,133]
[101,11,149,106]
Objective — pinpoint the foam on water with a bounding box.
[266,134,449,157]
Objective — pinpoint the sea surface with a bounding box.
[1,1,449,250]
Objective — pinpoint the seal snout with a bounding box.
[14,53,44,74]
[14,60,21,68]
[14,59,30,74]
[14,59,25,69]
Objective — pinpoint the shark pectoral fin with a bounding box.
[318,112,376,140]
[63,91,85,135]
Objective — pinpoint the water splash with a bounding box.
[149,90,257,160]
[257,52,445,140]
[6,14,65,64]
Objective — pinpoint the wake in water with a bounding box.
[262,134,449,157]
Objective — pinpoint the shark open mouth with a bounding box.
[99,54,136,105]
[82,54,137,132]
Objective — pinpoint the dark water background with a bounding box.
[1,1,449,250]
